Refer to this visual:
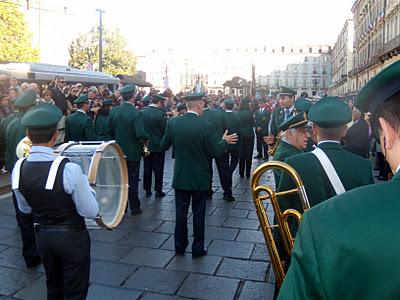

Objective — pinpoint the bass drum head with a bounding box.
[91,142,128,229]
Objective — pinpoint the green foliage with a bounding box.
[0,1,39,62]
[68,26,136,75]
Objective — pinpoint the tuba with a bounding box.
[251,161,310,288]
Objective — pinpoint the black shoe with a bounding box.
[131,208,143,216]
[175,251,184,257]
[26,256,41,269]
[192,249,207,259]
[223,194,235,202]
[206,190,213,200]
[145,190,152,197]
[155,191,166,198]
[254,154,262,158]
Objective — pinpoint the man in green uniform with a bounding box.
[278,57,400,300]
[94,99,113,140]
[64,93,98,141]
[160,92,237,258]
[254,100,270,159]
[294,96,315,151]
[107,84,149,215]
[5,90,40,268]
[278,96,374,211]
[273,113,310,186]
[202,98,228,199]
[142,93,167,198]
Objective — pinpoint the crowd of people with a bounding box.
[1,69,398,299]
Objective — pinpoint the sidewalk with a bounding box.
[0,150,275,300]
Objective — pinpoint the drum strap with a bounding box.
[311,148,346,195]
[45,156,67,190]
[11,158,27,190]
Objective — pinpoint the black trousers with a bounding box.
[239,136,254,177]
[19,210,41,267]
[36,230,90,300]
[174,190,207,254]
[216,150,239,196]
[143,151,165,192]
[126,160,141,212]
[256,134,268,158]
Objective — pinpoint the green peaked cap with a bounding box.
[184,92,206,101]
[355,60,400,113]
[278,112,309,132]
[119,83,137,94]
[224,98,235,105]
[294,97,312,112]
[74,93,89,104]
[21,103,62,129]
[14,90,36,107]
[308,96,351,128]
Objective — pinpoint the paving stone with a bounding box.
[207,199,236,209]
[207,240,254,259]
[139,210,176,222]
[239,280,275,300]
[1,233,22,248]
[187,214,227,226]
[177,273,239,300]
[216,258,269,281]
[0,244,9,253]
[160,235,211,253]
[147,202,176,212]
[13,275,46,300]
[247,210,259,220]
[212,207,249,218]
[119,247,175,268]
[231,188,247,195]
[204,226,239,241]
[234,201,256,210]
[123,267,187,294]
[0,204,16,216]
[0,247,30,270]
[91,241,131,262]
[166,254,222,275]
[89,228,129,243]
[87,284,141,300]
[154,221,176,234]
[118,231,169,248]
[90,260,137,287]
[141,293,191,300]
[251,243,270,261]
[0,266,41,296]
[222,217,260,230]
[235,229,266,244]
[127,218,164,232]
[0,214,18,229]
[0,228,15,240]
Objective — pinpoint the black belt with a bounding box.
[34,223,86,232]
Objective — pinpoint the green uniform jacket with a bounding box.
[224,110,240,151]
[107,102,149,162]
[65,110,98,142]
[236,109,255,139]
[270,107,294,137]
[5,113,26,171]
[202,108,227,139]
[273,140,302,186]
[254,108,271,136]
[160,112,228,191]
[142,105,167,153]
[278,142,374,212]
[278,171,400,300]
[94,108,111,140]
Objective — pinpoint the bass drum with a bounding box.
[54,141,128,230]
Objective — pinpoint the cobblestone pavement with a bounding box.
[0,150,276,300]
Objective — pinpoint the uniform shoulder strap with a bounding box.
[11,158,27,190]
[45,156,69,190]
[311,148,346,195]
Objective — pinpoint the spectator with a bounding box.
[41,90,55,105]
[20,82,30,92]
[0,75,9,94]
[0,94,10,119]
[29,83,41,103]
[50,76,68,115]
[9,77,18,89]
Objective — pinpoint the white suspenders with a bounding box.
[311,148,346,195]
[12,156,67,191]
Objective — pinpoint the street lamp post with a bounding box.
[96,9,105,72]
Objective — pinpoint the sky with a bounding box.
[23,0,355,64]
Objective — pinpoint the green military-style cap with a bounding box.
[224,98,235,106]
[14,90,36,107]
[278,112,309,132]
[21,103,62,129]
[355,61,400,114]
[294,97,312,112]
[73,93,89,104]
[119,83,137,95]
[278,86,296,97]
[151,94,167,102]
[308,96,351,128]
[184,92,206,101]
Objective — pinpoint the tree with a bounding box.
[0,1,39,62]
[68,27,136,75]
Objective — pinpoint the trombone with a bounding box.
[251,161,310,288]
